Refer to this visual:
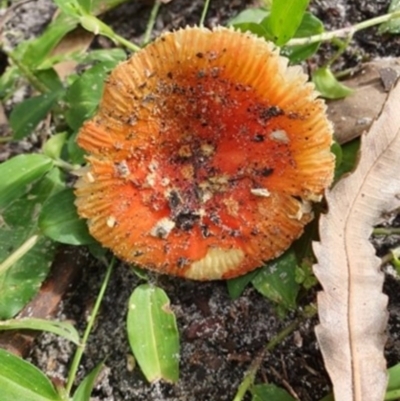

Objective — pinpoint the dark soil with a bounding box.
[1,1,400,401]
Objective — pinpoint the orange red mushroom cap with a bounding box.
[74,26,334,280]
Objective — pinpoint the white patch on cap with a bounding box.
[270,129,289,144]
[150,217,176,239]
[185,247,245,280]
[251,188,271,197]
[85,172,95,183]
[289,199,313,220]
[107,216,116,228]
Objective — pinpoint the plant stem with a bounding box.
[373,227,400,236]
[53,158,81,172]
[65,257,115,396]
[232,315,308,401]
[6,51,50,94]
[199,0,211,27]
[142,0,162,46]
[287,10,400,46]
[112,32,141,52]
[0,234,40,276]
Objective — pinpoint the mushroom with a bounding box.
[74,26,334,280]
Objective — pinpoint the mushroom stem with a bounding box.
[287,10,400,46]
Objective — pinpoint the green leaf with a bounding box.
[312,67,353,100]
[0,154,53,210]
[39,188,95,245]
[10,90,63,140]
[73,363,104,401]
[231,22,270,38]
[67,132,86,165]
[252,383,296,401]
[65,62,116,130]
[43,133,68,160]
[0,318,80,345]
[18,13,78,68]
[334,138,360,182]
[387,363,400,391]
[79,15,115,38]
[0,65,20,100]
[127,284,180,383]
[379,0,400,33]
[35,68,64,92]
[262,0,310,45]
[52,0,82,17]
[283,12,324,63]
[77,0,93,13]
[0,168,64,319]
[227,269,260,299]
[252,250,299,310]
[0,348,62,401]
[229,8,269,25]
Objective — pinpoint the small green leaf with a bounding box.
[379,0,400,33]
[127,284,180,383]
[252,250,299,310]
[262,0,310,45]
[79,15,115,38]
[0,154,53,210]
[229,8,269,25]
[312,67,353,100]
[65,62,115,130]
[0,318,80,345]
[73,363,104,401]
[387,363,400,391]
[0,348,62,401]
[67,132,86,164]
[227,269,260,299]
[43,133,68,160]
[233,23,270,38]
[283,12,324,63]
[77,0,93,13]
[39,188,94,245]
[0,168,64,319]
[53,0,82,17]
[10,90,63,140]
[252,383,296,401]
[35,68,64,92]
[334,138,360,182]
[18,13,78,68]
[0,65,20,100]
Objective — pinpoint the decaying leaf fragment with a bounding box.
[313,81,400,401]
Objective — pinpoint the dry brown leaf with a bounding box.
[313,80,400,401]
[50,27,94,80]
[327,58,400,144]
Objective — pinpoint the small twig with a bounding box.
[142,0,162,46]
[65,257,115,396]
[270,365,300,400]
[232,313,312,401]
[0,135,12,143]
[199,0,211,27]
[287,10,400,47]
